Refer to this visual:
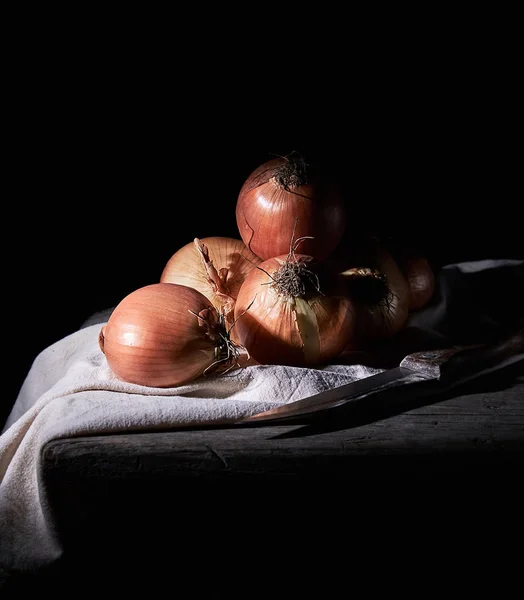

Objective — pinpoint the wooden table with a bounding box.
[44,374,524,488]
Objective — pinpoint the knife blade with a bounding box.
[236,327,524,426]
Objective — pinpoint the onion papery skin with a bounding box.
[160,237,263,325]
[235,156,346,261]
[363,247,410,340]
[233,254,357,367]
[99,283,240,388]
[398,253,436,311]
[334,240,411,345]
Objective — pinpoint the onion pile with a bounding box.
[98,151,437,387]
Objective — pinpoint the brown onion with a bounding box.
[235,153,346,261]
[99,283,249,387]
[160,237,262,326]
[233,252,358,367]
[396,251,436,311]
[335,239,410,345]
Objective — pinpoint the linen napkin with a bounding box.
[0,323,381,577]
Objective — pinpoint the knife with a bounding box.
[236,327,524,427]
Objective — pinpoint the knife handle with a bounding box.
[400,327,524,387]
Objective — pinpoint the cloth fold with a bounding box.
[1,258,522,578]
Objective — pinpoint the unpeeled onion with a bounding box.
[233,252,358,367]
[160,236,262,326]
[360,246,410,340]
[99,283,249,387]
[334,239,411,346]
[396,251,436,311]
[235,153,346,261]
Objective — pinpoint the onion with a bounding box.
[396,251,436,311]
[235,153,346,261]
[233,251,358,367]
[335,239,410,345]
[160,237,262,326]
[99,283,249,387]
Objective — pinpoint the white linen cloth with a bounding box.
[1,258,522,579]
[0,321,381,577]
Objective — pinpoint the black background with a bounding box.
[3,33,522,429]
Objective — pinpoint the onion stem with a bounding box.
[188,307,248,376]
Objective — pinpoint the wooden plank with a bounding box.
[43,411,524,462]
[42,373,524,480]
